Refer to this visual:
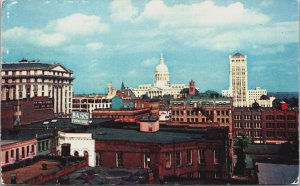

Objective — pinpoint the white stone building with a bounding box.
[131,53,187,98]
[57,131,95,167]
[222,53,274,107]
[72,95,112,118]
[1,59,74,117]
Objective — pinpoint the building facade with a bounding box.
[57,132,95,167]
[92,108,151,122]
[1,59,74,117]
[169,98,233,139]
[232,107,298,144]
[222,53,274,107]
[1,97,54,128]
[131,53,187,98]
[91,126,232,181]
[1,138,37,166]
[72,95,112,117]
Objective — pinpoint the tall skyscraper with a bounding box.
[222,53,275,107]
[229,53,249,107]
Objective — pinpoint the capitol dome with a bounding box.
[155,53,169,73]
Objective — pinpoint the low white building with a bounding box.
[57,131,95,167]
[131,53,187,98]
[72,95,112,118]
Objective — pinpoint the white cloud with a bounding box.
[110,0,138,21]
[127,69,138,77]
[86,42,104,51]
[141,57,157,67]
[3,13,109,48]
[136,0,269,27]
[47,13,110,35]
[38,33,66,46]
[3,27,66,46]
[129,0,298,54]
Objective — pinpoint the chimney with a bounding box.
[189,80,195,95]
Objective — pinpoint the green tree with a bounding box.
[234,133,251,175]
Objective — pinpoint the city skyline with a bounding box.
[2,0,299,94]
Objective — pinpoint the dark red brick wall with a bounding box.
[95,139,229,180]
[1,99,54,128]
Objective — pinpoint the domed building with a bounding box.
[131,53,187,98]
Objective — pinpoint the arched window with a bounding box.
[74,151,79,157]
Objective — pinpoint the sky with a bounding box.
[1,0,299,94]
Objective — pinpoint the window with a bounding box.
[165,153,172,169]
[215,172,221,179]
[22,147,25,158]
[46,140,49,149]
[198,171,206,179]
[287,115,296,120]
[5,151,9,163]
[96,152,101,166]
[254,123,262,129]
[144,153,151,169]
[266,115,275,120]
[26,146,29,157]
[116,152,123,168]
[198,149,205,164]
[16,149,19,160]
[214,149,221,164]
[187,150,193,165]
[42,141,45,151]
[266,131,275,138]
[175,151,182,167]
[10,150,14,158]
[38,142,41,151]
[30,145,34,153]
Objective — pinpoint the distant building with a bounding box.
[1,59,74,117]
[180,80,201,99]
[169,97,233,139]
[72,95,112,117]
[116,82,137,99]
[131,53,187,98]
[222,53,274,107]
[232,107,298,144]
[92,108,151,122]
[1,97,54,128]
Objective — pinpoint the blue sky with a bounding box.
[2,0,299,94]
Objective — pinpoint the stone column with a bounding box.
[58,85,62,114]
[62,85,66,115]
[53,86,57,114]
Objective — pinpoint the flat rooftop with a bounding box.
[88,127,206,144]
[1,140,22,146]
[1,128,54,141]
[2,160,60,184]
[18,118,112,129]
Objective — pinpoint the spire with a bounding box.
[160,51,164,64]
[121,81,125,90]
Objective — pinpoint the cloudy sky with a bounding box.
[2,0,299,94]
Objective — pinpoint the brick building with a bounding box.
[123,99,160,117]
[1,138,37,166]
[232,107,298,144]
[1,97,54,128]
[90,126,232,181]
[92,108,151,122]
[169,98,233,139]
